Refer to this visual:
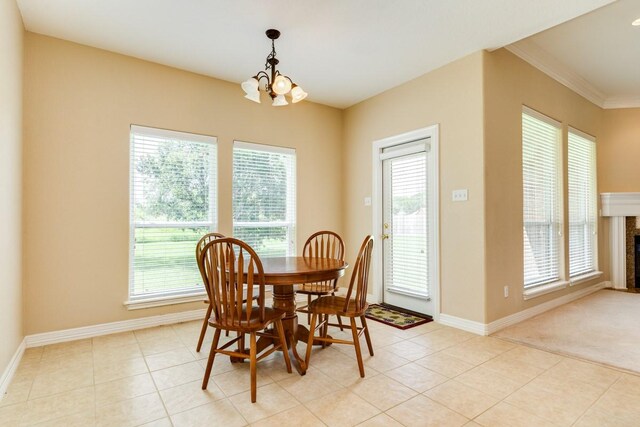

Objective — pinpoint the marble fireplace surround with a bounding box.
[601,193,640,289]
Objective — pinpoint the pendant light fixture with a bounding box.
[241,29,307,106]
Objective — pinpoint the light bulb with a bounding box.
[290,85,308,103]
[272,75,292,95]
[272,94,288,106]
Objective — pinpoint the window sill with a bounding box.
[570,271,603,286]
[124,292,207,310]
[523,280,569,300]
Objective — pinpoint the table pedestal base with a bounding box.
[229,285,339,374]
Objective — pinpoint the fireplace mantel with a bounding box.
[600,193,640,289]
[601,193,640,217]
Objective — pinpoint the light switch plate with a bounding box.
[452,189,468,202]
[364,197,372,206]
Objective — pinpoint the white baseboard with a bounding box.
[485,281,609,335]
[25,309,207,348]
[439,281,609,336]
[0,338,26,398]
[438,314,486,335]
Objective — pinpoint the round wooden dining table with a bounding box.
[246,256,348,375]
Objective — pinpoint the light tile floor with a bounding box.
[2,316,640,426]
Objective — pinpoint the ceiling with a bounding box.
[508,0,640,108]
[16,0,615,108]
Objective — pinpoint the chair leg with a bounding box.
[350,317,365,378]
[305,313,318,369]
[202,328,221,389]
[237,331,245,352]
[196,304,212,352]
[249,332,257,403]
[275,319,292,373]
[307,295,312,324]
[321,314,329,349]
[361,315,374,356]
[336,315,344,331]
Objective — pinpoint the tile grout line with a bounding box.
[471,352,574,425]
[569,374,623,426]
[136,331,172,425]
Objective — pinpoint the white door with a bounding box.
[380,138,434,315]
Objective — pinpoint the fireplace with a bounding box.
[636,235,640,289]
[601,193,640,289]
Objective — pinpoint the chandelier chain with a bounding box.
[265,39,277,71]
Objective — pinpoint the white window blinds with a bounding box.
[522,109,562,288]
[130,125,217,299]
[382,141,430,298]
[568,129,597,277]
[232,141,296,257]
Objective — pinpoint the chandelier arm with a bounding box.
[254,71,270,82]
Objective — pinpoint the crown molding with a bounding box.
[602,97,640,110]
[505,40,607,108]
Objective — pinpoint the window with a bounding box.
[129,125,217,301]
[233,141,296,257]
[522,108,562,289]
[568,129,597,277]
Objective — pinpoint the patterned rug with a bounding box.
[365,303,432,330]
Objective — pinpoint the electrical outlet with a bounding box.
[364,197,372,206]
[452,189,468,202]
[504,286,509,298]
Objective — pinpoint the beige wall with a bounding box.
[483,49,605,322]
[18,30,640,337]
[599,108,640,192]
[0,0,24,373]
[343,52,486,322]
[23,33,343,335]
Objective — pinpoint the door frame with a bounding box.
[371,124,440,321]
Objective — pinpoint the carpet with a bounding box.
[365,304,432,330]
[493,289,640,374]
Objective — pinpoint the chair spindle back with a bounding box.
[343,236,374,313]
[303,231,345,261]
[303,231,345,291]
[198,238,266,328]
[196,232,225,302]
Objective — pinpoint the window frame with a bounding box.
[521,106,565,293]
[232,140,297,258]
[567,127,598,279]
[127,125,217,307]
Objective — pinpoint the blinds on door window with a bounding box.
[232,141,296,258]
[129,125,217,299]
[381,139,430,299]
[568,129,597,277]
[522,108,562,288]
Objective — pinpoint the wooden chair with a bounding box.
[195,232,261,351]
[304,236,374,377]
[195,232,225,352]
[198,237,292,402]
[296,231,345,328]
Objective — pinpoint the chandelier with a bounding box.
[241,29,307,106]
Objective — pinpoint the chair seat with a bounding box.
[208,306,285,332]
[297,283,335,295]
[308,295,368,317]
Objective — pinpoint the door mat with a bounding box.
[365,303,432,330]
